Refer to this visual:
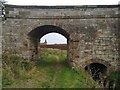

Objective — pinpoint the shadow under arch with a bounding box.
[83,58,112,81]
[85,63,107,80]
[27,25,70,61]
[28,25,70,40]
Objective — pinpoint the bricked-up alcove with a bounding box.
[28,25,70,60]
[85,63,107,80]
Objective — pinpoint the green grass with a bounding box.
[108,71,120,89]
[2,49,102,88]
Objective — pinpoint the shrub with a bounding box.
[2,66,14,86]
[108,72,120,89]
[2,53,34,86]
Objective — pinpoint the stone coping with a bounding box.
[5,4,120,9]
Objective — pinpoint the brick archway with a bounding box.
[81,58,113,80]
[27,25,70,62]
[81,57,112,70]
[85,63,107,80]
[28,25,70,40]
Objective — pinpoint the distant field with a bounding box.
[2,49,106,88]
[40,44,67,50]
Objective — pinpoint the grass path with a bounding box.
[50,65,61,88]
[3,49,102,88]
[4,60,101,88]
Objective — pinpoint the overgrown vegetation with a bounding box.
[3,49,119,88]
[2,53,34,87]
[108,71,120,89]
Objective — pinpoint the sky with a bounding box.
[40,33,67,44]
[5,0,120,44]
[5,0,120,5]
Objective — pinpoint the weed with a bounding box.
[2,49,102,88]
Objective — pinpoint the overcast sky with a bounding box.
[5,0,120,5]
[5,0,119,44]
[40,33,67,44]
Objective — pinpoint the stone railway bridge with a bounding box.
[2,4,120,77]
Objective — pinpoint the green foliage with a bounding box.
[2,66,14,86]
[108,71,120,88]
[2,49,102,88]
[2,53,34,87]
[2,77,13,86]
[109,72,120,81]
[35,48,101,88]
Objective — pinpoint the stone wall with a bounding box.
[2,5,120,72]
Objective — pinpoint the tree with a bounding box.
[0,0,6,20]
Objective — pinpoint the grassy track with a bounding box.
[3,49,102,88]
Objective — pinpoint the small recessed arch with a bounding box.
[82,58,112,81]
[85,63,107,80]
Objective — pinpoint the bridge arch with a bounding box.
[83,58,112,80]
[27,25,70,61]
[28,25,70,40]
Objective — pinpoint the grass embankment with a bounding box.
[2,49,103,88]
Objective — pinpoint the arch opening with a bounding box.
[27,25,70,63]
[39,33,68,67]
[85,63,107,81]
